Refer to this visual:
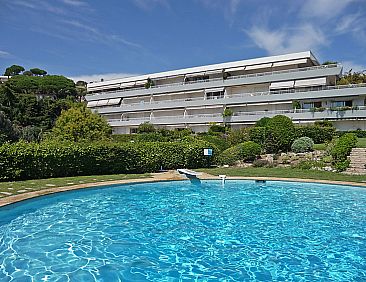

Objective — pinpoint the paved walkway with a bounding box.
[1,170,366,207]
[0,171,185,208]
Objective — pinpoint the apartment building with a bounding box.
[86,51,366,133]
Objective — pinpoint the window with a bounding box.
[303,101,322,109]
[130,128,138,134]
[206,91,224,100]
[314,101,322,108]
[332,101,352,107]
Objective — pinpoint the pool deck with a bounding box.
[1,171,366,207]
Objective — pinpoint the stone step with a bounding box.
[345,168,366,174]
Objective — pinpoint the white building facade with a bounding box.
[86,51,366,134]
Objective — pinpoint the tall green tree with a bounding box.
[0,111,18,144]
[4,65,25,76]
[30,68,47,76]
[49,106,112,142]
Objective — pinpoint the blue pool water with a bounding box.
[0,180,366,281]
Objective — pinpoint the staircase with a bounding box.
[346,148,366,175]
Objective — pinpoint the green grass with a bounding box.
[357,138,366,148]
[313,143,326,150]
[198,167,366,183]
[0,173,151,198]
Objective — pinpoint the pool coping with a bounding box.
[1,171,366,207]
[0,171,185,208]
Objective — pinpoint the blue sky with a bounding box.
[1,0,365,82]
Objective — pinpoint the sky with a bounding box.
[0,0,366,82]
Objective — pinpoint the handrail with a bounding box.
[95,83,366,110]
[87,64,341,97]
[108,106,366,123]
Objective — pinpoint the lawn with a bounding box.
[357,137,366,148]
[198,167,366,183]
[0,173,151,198]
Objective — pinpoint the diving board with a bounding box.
[177,169,202,178]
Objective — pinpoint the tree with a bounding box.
[322,61,338,65]
[0,111,18,144]
[337,71,366,85]
[76,80,87,102]
[6,75,77,98]
[23,71,33,76]
[39,75,77,98]
[30,68,47,76]
[4,65,25,76]
[49,106,112,142]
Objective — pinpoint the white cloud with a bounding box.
[341,61,366,73]
[301,0,356,20]
[132,0,170,10]
[61,20,142,48]
[69,73,140,83]
[0,50,10,58]
[247,24,327,55]
[62,0,88,7]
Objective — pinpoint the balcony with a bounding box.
[107,106,366,127]
[87,64,342,101]
[95,83,366,114]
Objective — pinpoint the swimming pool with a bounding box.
[0,180,365,281]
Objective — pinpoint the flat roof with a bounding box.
[88,51,318,90]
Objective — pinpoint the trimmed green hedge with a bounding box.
[337,130,366,138]
[295,126,335,143]
[218,141,261,165]
[331,133,357,171]
[0,141,216,181]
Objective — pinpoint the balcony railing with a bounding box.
[94,83,366,111]
[107,106,366,123]
[88,64,341,96]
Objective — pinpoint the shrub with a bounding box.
[198,135,229,152]
[293,160,324,170]
[137,122,156,133]
[337,129,366,138]
[252,159,272,168]
[331,133,357,171]
[295,125,335,143]
[249,127,266,145]
[227,128,250,146]
[218,141,261,165]
[291,137,314,153]
[112,134,138,143]
[222,108,233,117]
[0,140,216,181]
[265,115,296,153]
[255,117,271,127]
[208,124,226,135]
[314,120,334,128]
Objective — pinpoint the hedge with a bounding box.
[218,141,261,165]
[295,126,335,143]
[337,130,366,138]
[0,141,216,181]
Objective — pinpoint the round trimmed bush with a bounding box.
[291,137,314,153]
[265,115,296,153]
[219,141,261,165]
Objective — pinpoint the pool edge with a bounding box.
[0,171,185,208]
[1,172,366,207]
